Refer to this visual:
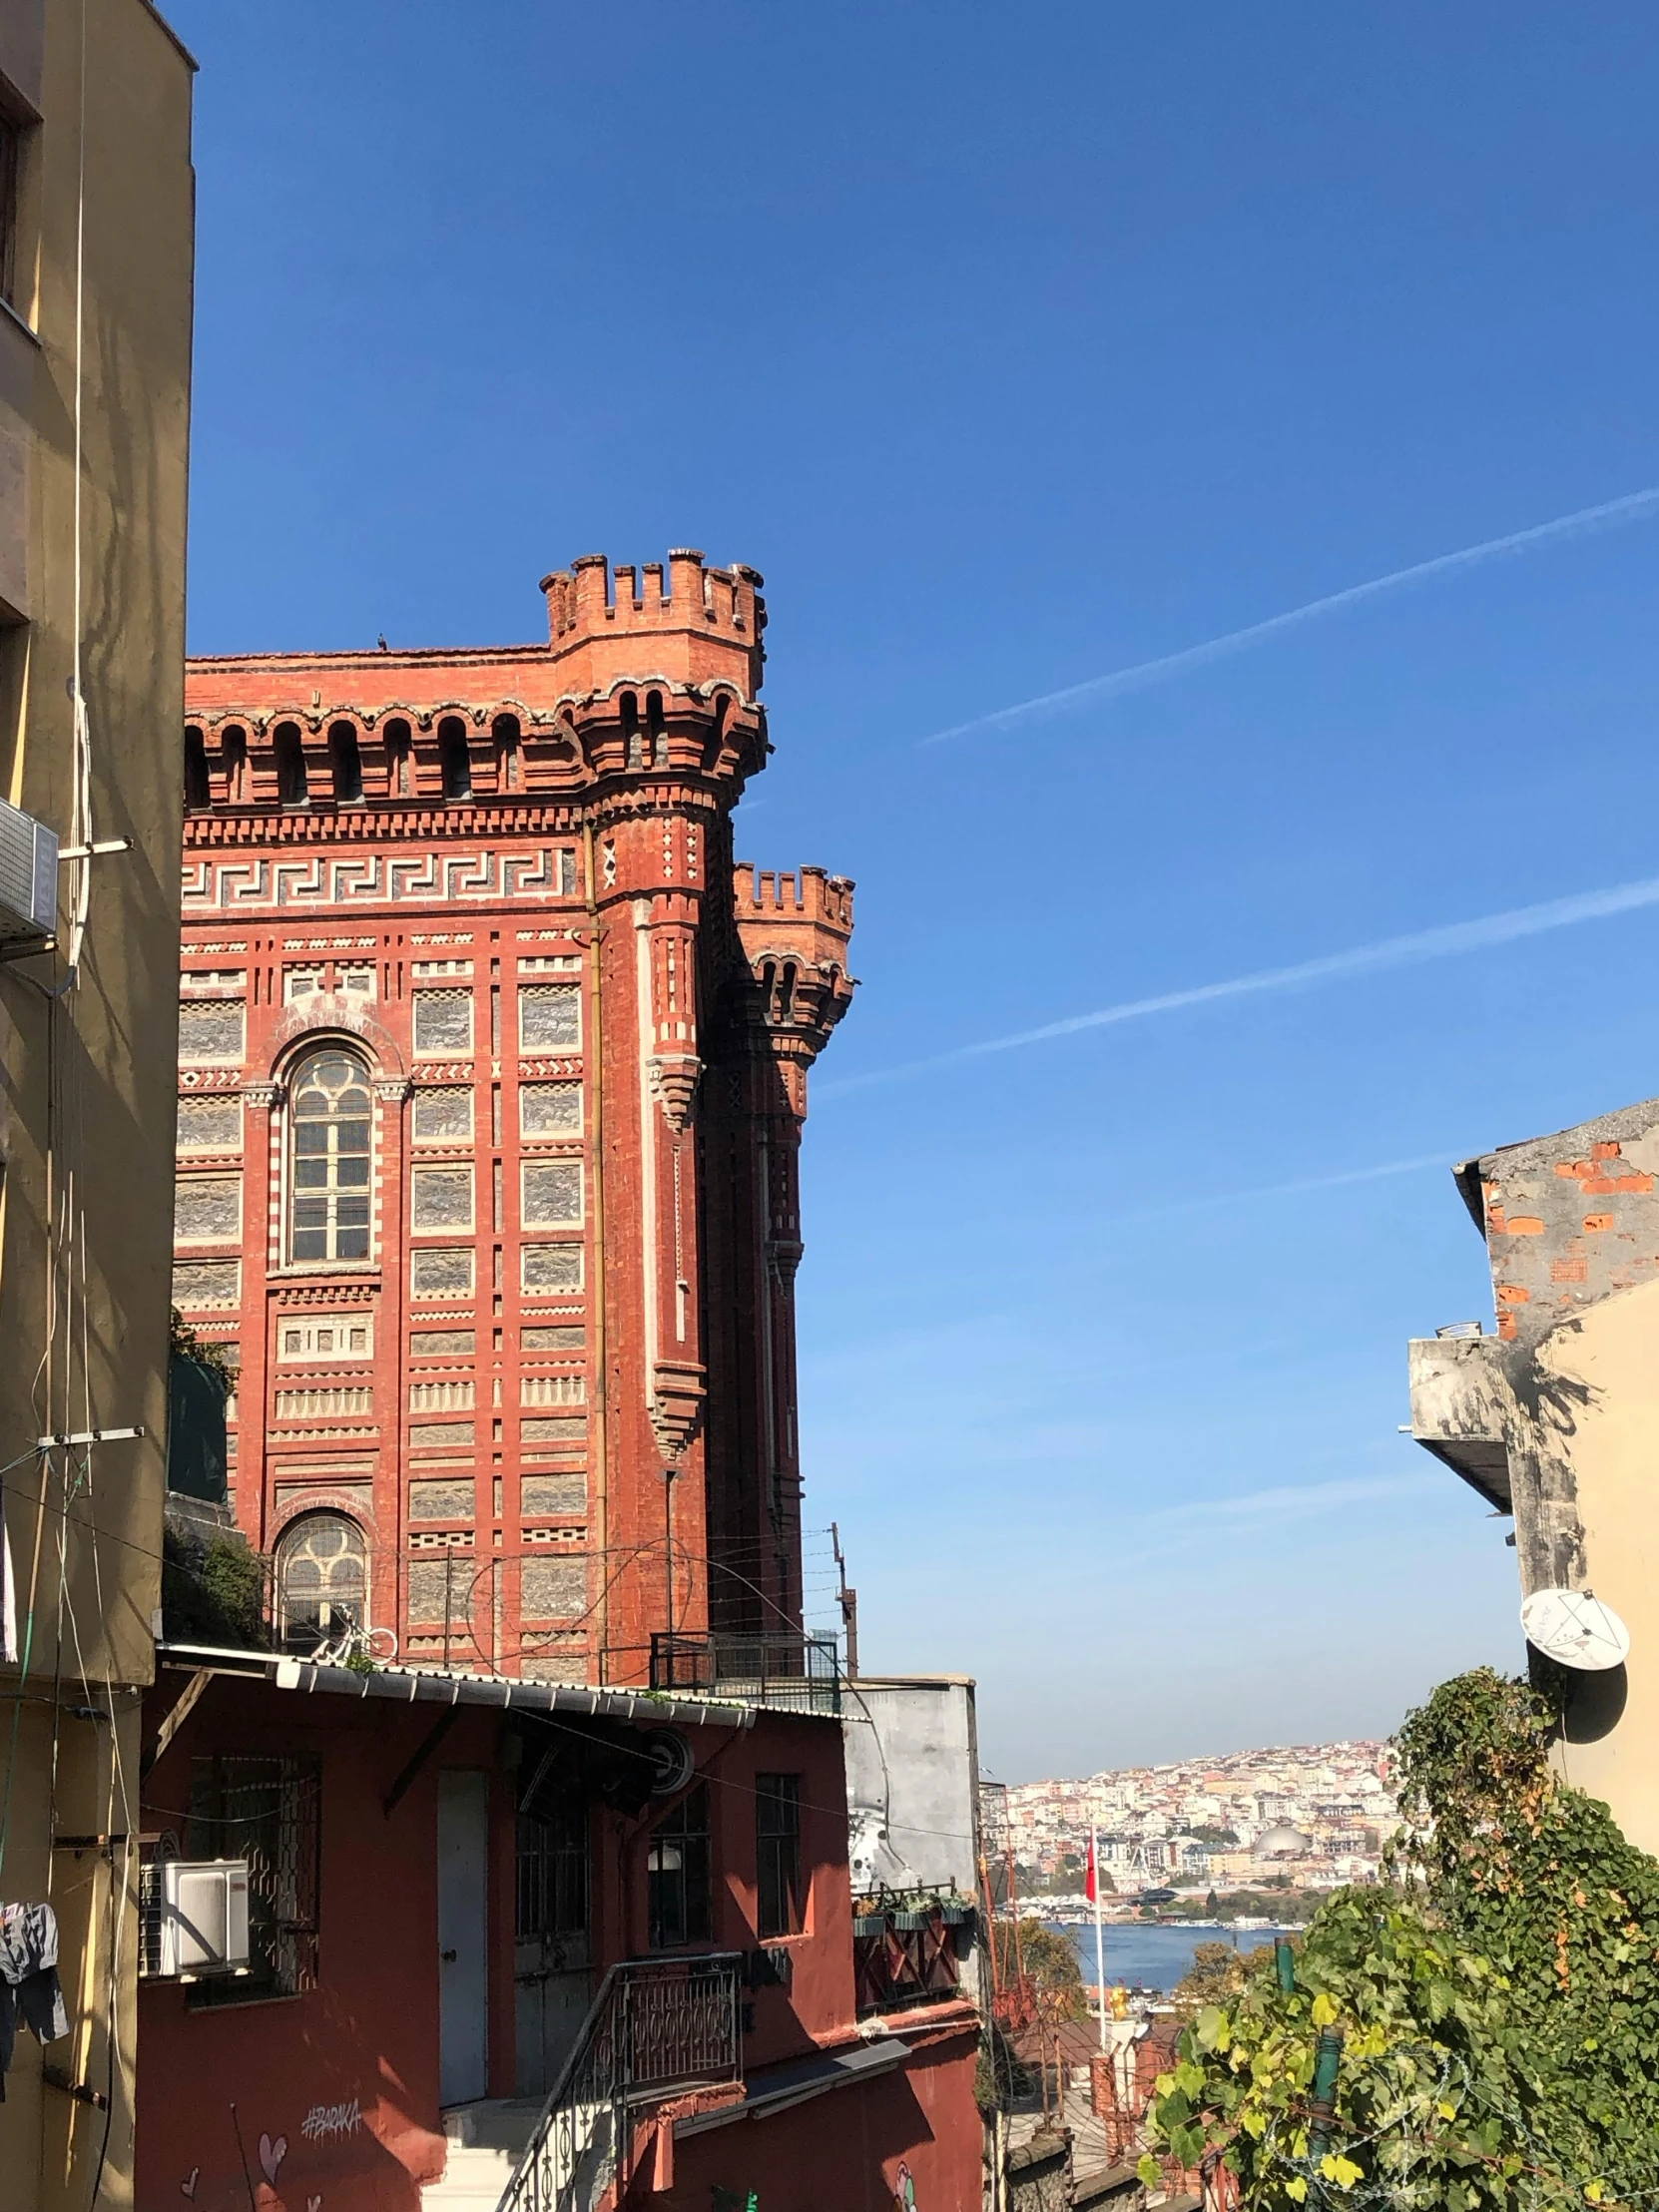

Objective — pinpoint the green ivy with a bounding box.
[1143,1668,1659,2209]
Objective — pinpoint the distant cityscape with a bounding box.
[1004,1739,1397,1906]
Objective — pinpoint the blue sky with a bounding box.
[169,0,1659,1780]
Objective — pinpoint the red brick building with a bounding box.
[174,550,854,1686]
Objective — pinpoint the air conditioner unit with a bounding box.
[0,797,57,946]
[139,1859,252,1979]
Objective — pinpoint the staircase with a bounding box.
[423,2101,545,2212]
[490,1953,743,2212]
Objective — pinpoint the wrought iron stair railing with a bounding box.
[496,1952,744,2212]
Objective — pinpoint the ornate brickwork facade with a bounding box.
[176,552,853,1683]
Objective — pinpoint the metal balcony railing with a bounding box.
[497,1953,743,2212]
[649,1632,840,1715]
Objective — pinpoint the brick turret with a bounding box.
[175,554,851,1685]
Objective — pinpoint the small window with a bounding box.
[276,1512,366,1654]
[186,1755,320,2006]
[184,729,210,811]
[495,714,522,793]
[284,967,323,1005]
[288,1050,371,1263]
[223,727,249,803]
[756,1774,804,1937]
[648,1783,711,1949]
[328,721,363,803]
[517,1792,589,1944]
[0,111,23,308]
[440,717,472,800]
[384,719,413,799]
[275,722,308,807]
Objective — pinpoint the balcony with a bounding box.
[1407,1333,1512,1510]
[649,1632,840,1715]
[852,1890,975,2016]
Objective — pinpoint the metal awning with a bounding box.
[157,1642,756,1732]
[674,2035,912,2135]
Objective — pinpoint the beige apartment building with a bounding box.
[0,1,193,2204]
[1409,1099,1659,1855]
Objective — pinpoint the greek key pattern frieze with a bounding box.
[183,846,565,911]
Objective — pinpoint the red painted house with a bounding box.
[135,1648,982,2212]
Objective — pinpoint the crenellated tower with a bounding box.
[175,553,853,1686]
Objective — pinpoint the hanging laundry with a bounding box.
[0,1901,70,2100]
[1,1514,15,1665]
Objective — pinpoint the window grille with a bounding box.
[185,1755,321,2005]
[648,1784,711,1950]
[516,1792,589,1943]
[756,1774,804,1937]
[289,1050,371,1262]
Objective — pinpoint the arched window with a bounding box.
[276,1512,366,1653]
[384,718,413,799]
[184,728,210,811]
[289,1049,372,1263]
[328,720,363,803]
[275,721,308,806]
[223,726,249,803]
[439,716,471,800]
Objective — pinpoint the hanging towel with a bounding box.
[0,1512,15,1665]
[0,1901,70,2098]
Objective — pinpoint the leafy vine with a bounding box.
[1144,1668,1659,2209]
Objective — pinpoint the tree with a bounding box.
[1144,1669,1659,2208]
[993,1919,1086,2019]
[1205,1890,1220,1916]
[1170,1940,1250,2021]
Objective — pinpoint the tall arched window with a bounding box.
[276,1512,366,1653]
[289,1049,372,1263]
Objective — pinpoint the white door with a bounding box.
[438,1770,490,2106]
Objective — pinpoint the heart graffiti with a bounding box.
[180,2170,200,2201]
[259,2135,288,2186]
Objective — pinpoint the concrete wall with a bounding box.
[842,1676,980,1899]
[0,3,193,2209]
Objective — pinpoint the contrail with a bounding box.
[818,872,1659,1099]
[921,485,1659,748]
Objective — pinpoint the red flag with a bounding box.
[1085,1828,1098,1905]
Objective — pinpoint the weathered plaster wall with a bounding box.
[0,4,194,2208]
[1525,1280,1659,1856]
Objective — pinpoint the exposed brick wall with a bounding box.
[1466,1100,1659,1348]
[175,553,854,1680]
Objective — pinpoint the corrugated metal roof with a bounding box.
[157,1641,758,1731]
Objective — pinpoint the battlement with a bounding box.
[536,550,768,702]
[735,863,854,934]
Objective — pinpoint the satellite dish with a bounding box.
[1520,1588,1631,1672]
